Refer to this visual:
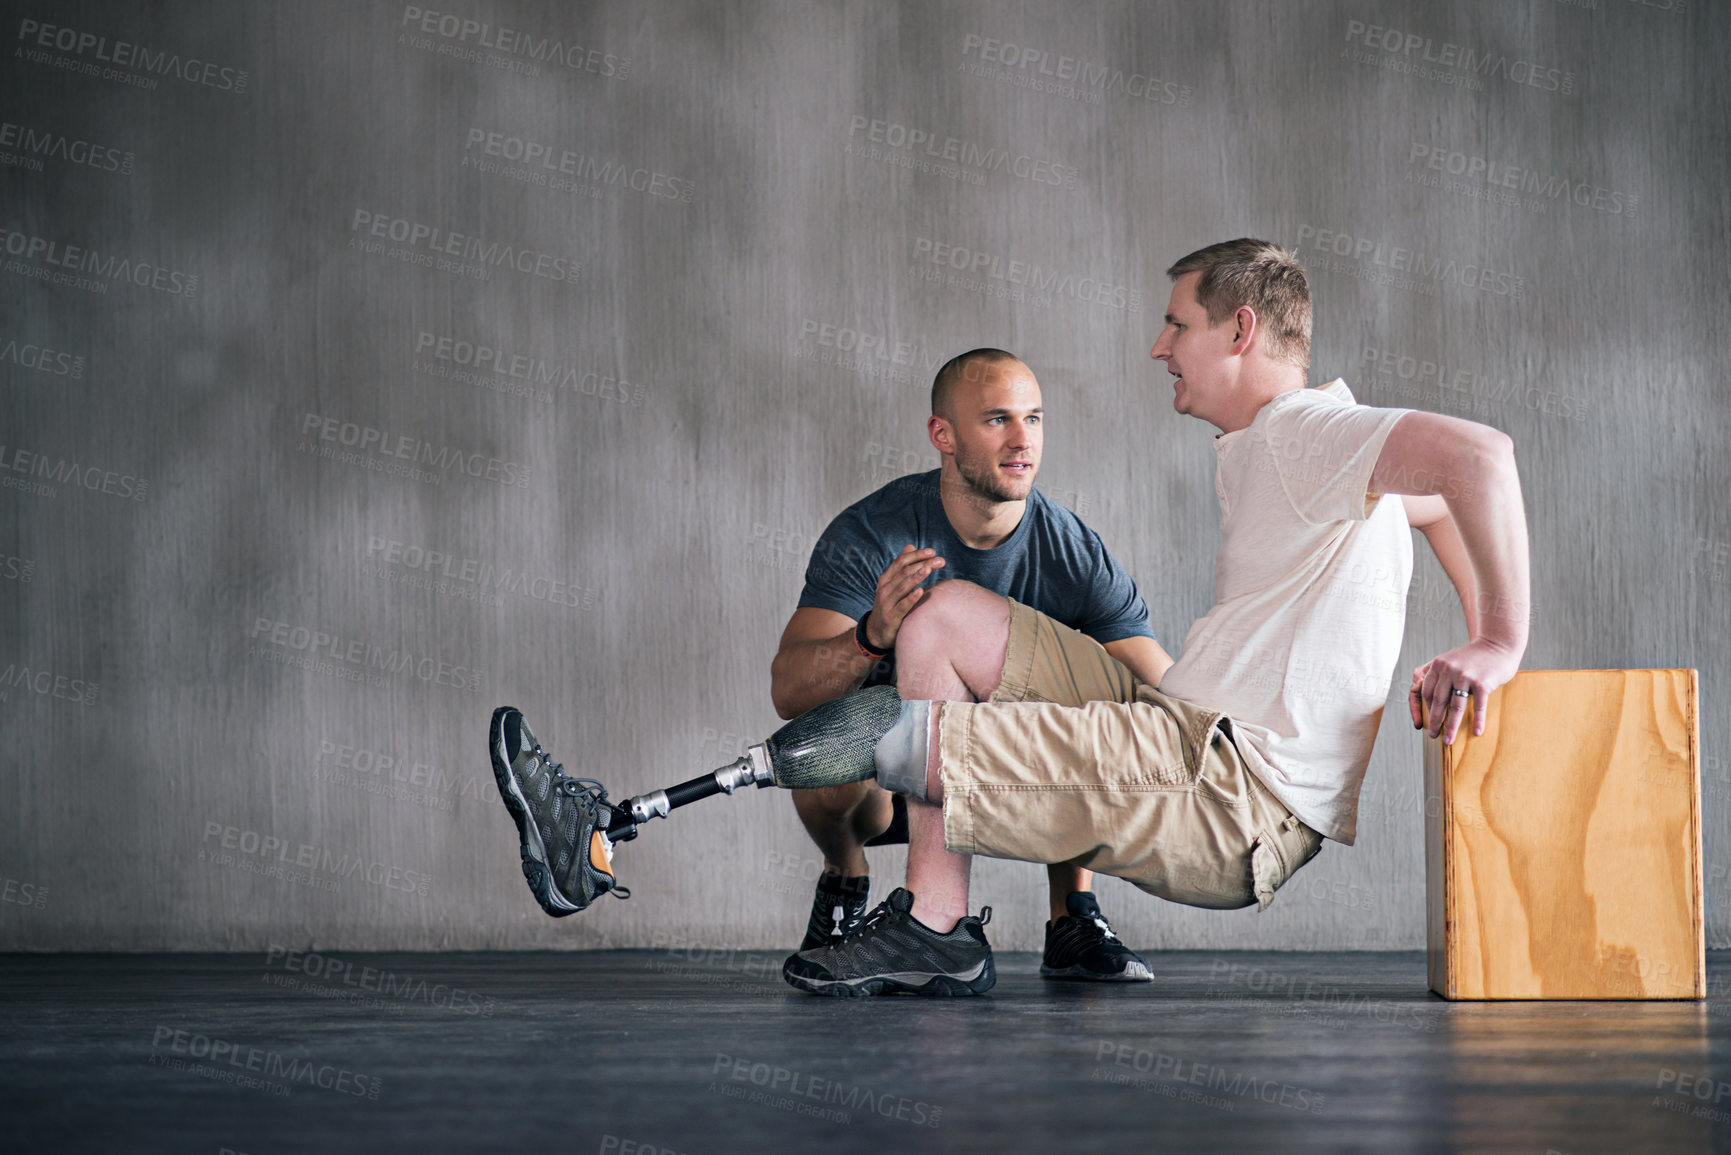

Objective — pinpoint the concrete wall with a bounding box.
[2,0,1724,951]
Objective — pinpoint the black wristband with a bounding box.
[854,612,891,659]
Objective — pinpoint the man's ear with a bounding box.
[928,414,954,456]
[1231,305,1259,356]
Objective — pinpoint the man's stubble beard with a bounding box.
[953,447,1034,508]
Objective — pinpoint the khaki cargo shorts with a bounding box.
[937,599,1323,910]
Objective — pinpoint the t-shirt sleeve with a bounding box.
[795,508,887,622]
[1073,531,1157,645]
[1263,400,1410,525]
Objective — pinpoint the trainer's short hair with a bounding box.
[1166,239,1312,370]
[931,348,1023,417]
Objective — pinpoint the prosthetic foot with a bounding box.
[490,706,625,916]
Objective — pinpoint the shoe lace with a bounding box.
[1089,914,1119,942]
[557,772,610,806]
[853,898,899,938]
[534,745,607,802]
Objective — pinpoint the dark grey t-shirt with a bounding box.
[798,471,1155,687]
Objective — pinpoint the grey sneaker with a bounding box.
[782,887,995,997]
[489,706,623,917]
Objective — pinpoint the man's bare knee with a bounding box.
[899,581,1009,701]
[901,580,994,639]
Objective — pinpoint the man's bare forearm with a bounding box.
[1444,439,1529,654]
[770,632,879,719]
[1102,635,1175,689]
[1418,512,1481,638]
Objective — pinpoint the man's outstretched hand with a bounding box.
[865,545,946,651]
[1408,638,1523,745]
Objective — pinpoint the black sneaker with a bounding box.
[1040,891,1151,982]
[489,706,623,917]
[800,874,871,951]
[783,887,995,997]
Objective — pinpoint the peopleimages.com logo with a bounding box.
[463,128,693,201]
[0,442,149,502]
[0,660,98,706]
[909,235,1142,312]
[1405,143,1636,217]
[0,227,198,296]
[0,335,85,377]
[0,119,133,174]
[1342,18,1575,94]
[1293,224,1525,300]
[398,7,631,78]
[413,331,646,407]
[349,210,580,285]
[263,946,499,1016]
[200,820,433,898]
[846,114,1078,189]
[15,18,250,92]
[149,1026,380,1100]
[298,413,531,489]
[248,616,485,693]
[365,536,595,610]
[958,33,1192,107]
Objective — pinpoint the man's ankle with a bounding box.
[909,897,965,934]
[817,871,870,897]
[820,850,869,878]
[1049,889,1088,923]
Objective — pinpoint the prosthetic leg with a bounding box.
[604,684,904,841]
[490,684,911,916]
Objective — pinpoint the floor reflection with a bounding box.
[1442,1000,1714,1152]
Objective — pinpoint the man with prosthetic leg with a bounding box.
[488,239,1530,998]
[778,240,1530,995]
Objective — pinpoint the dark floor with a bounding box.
[4,950,1730,1154]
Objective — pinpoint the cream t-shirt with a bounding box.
[1158,381,1412,844]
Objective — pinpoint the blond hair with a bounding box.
[1167,239,1312,370]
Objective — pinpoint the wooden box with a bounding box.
[1425,669,1704,999]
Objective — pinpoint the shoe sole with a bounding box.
[1039,960,1153,982]
[489,706,579,918]
[784,957,996,998]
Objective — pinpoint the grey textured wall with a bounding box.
[2,0,1725,952]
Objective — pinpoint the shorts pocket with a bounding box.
[1193,722,1254,806]
[1250,816,1324,911]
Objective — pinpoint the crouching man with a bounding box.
[771,347,1170,981]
